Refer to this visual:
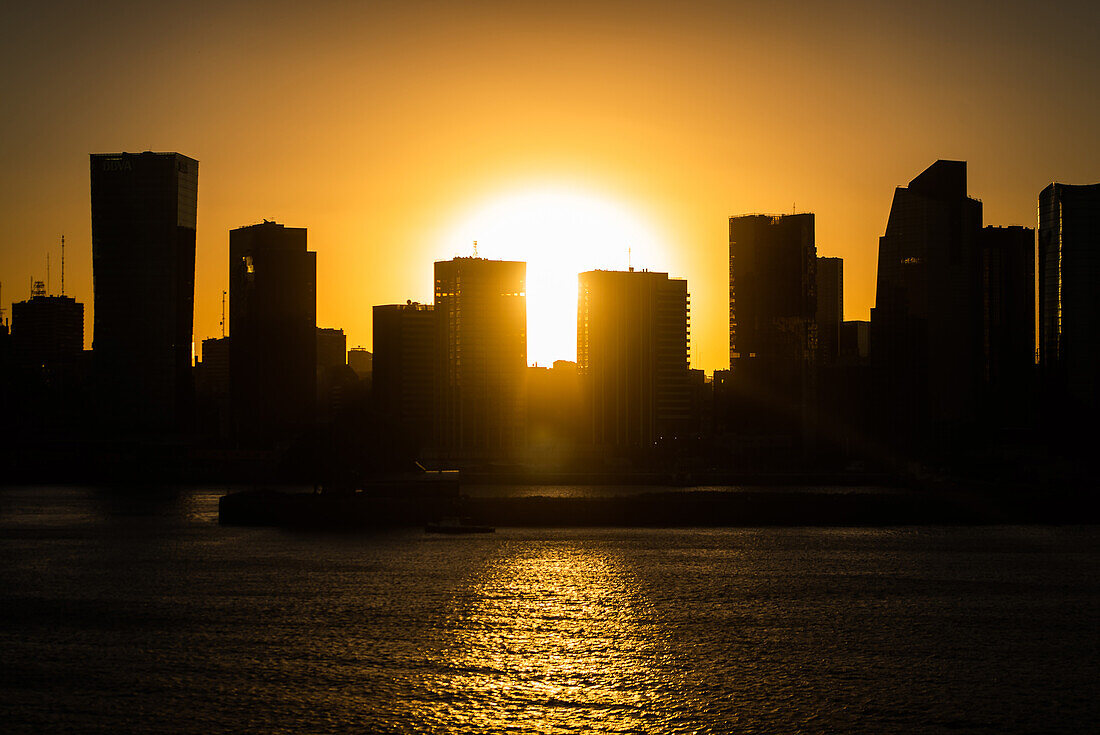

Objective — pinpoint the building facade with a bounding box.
[871,160,984,441]
[10,284,84,371]
[373,302,435,442]
[980,226,1035,414]
[434,258,526,456]
[728,213,817,436]
[577,269,690,449]
[1038,183,1100,410]
[815,256,843,366]
[229,221,316,446]
[90,151,198,433]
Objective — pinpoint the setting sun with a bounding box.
[435,185,672,366]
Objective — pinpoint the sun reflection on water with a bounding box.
[410,541,684,733]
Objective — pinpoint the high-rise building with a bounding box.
[90,151,198,432]
[815,256,843,365]
[728,213,817,435]
[871,160,983,439]
[229,221,316,445]
[578,269,690,448]
[373,302,435,441]
[10,281,84,371]
[1038,183,1100,409]
[434,258,526,456]
[980,226,1035,409]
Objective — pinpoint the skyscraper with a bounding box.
[871,160,983,439]
[815,256,843,366]
[229,221,316,445]
[1038,183,1100,410]
[979,226,1035,412]
[90,151,198,433]
[434,257,526,456]
[578,269,690,449]
[373,302,435,443]
[728,213,817,435]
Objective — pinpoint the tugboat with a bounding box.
[424,517,495,534]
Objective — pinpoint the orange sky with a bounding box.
[2,0,1098,371]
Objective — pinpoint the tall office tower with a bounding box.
[728,213,817,435]
[815,256,843,365]
[373,302,436,442]
[90,151,198,433]
[434,258,526,456]
[980,226,1035,409]
[871,160,983,440]
[578,269,690,449]
[229,222,316,446]
[10,281,84,371]
[1038,183,1100,410]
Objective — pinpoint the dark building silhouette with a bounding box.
[839,320,870,363]
[578,268,690,449]
[526,360,583,464]
[980,226,1035,419]
[728,213,817,437]
[316,327,349,425]
[229,221,316,446]
[1038,182,1100,410]
[195,336,230,440]
[815,256,843,365]
[90,151,198,433]
[434,258,526,457]
[871,160,983,443]
[317,327,347,370]
[10,282,84,370]
[6,281,88,435]
[373,302,436,444]
[347,347,372,378]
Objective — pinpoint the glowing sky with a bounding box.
[2,0,1098,370]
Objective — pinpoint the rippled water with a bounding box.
[1,487,1097,733]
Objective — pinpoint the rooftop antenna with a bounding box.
[473,240,479,258]
[60,235,65,296]
[46,252,50,296]
[628,247,633,272]
[0,281,4,324]
[793,202,797,214]
[220,290,227,338]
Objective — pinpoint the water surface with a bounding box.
[1,486,1097,733]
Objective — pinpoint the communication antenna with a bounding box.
[46,252,50,296]
[220,290,227,338]
[473,240,479,258]
[628,247,632,272]
[0,281,4,324]
[60,235,65,295]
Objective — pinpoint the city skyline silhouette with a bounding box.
[3,0,1099,370]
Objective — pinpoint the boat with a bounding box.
[424,517,495,534]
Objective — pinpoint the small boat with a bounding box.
[424,517,495,534]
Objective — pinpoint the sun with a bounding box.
[436,185,670,366]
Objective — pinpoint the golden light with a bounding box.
[436,185,671,366]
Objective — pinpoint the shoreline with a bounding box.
[218,486,1098,530]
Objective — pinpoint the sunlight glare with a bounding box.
[437,186,669,366]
